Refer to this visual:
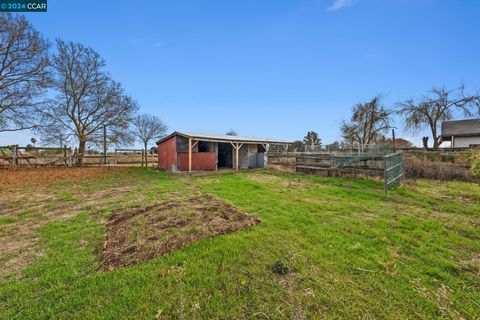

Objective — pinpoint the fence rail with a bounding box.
[0,145,157,167]
[268,150,405,195]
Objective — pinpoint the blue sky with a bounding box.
[2,0,480,148]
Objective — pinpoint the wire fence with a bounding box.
[383,152,404,196]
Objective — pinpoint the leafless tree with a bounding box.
[35,39,138,165]
[0,13,50,132]
[397,85,480,149]
[131,113,168,152]
[341,96,392,145]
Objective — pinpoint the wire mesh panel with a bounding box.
[384,152,404,196]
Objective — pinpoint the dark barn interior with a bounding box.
[218,143,232,168]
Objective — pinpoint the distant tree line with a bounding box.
[2,13,480,160]
[0,13,167,164]
[296,87,480,151]
[340,87,480,149]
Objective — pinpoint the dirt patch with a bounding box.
[102,194,260,270]
[0,167,126,193]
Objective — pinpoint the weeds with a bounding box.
[273,259,289,275]
[405,157,474,181]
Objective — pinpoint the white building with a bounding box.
[441,119,480,148]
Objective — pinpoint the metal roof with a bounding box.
[157,131,291,145]
[441,119,480,137]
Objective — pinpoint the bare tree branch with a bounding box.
[0,13,50,133]
[341,96,392,145]
[131,113,168,152]
[0,125,37,132]
[34,39,138,164]
[396,84,480,149]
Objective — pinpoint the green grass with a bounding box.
[0,168,479,319]
[0,217,16,224]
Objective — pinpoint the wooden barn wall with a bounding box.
[161,136,268,171]
[177,152,216,171]
[158,136,177,171]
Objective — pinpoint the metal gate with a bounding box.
[384,152,404,196]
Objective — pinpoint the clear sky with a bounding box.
[2,0,480,148]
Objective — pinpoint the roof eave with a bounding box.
[441,133,480,138]
[156,131,290,145]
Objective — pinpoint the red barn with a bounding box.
[157,131,290,172]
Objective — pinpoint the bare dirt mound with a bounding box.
[102,194,260,270]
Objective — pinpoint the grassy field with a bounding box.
[0,168,479,319]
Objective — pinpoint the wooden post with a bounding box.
[392,129,396,153]
[188,138,192,173]
[215,143,218,171]
[235,143,239,171]
[103,125,107,165]
[263,143,269,169]
[63,145,67,166]
[11,145,17,166]
[384,156,388,197]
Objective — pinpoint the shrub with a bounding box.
[404,157,473,181]
[273,260,289,275]
[471,150,480,178]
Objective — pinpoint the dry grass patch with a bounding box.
[102,194,260,270]
[458,254,480,277]
[0,167,126,192]
[247,173,319,190]
[247,173,283,183]
[0,169,135,277]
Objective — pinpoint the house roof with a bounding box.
[441,119,480,138]
[157,131,291,145]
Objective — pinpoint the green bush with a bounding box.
[273,259,289,275]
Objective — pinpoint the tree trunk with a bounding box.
[77,139,86,166]
[432,135,440,149]
[144,142,148,167]
[422,137,429,150]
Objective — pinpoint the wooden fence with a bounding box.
[268,151,405,195]
[268,152,385,177]
[0,145,157,167]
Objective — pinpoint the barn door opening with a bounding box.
[218,143,232,168]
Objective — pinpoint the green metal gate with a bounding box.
[384,152,404,196]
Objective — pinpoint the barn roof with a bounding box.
[157,131,291,145]
[441,119,480,138]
